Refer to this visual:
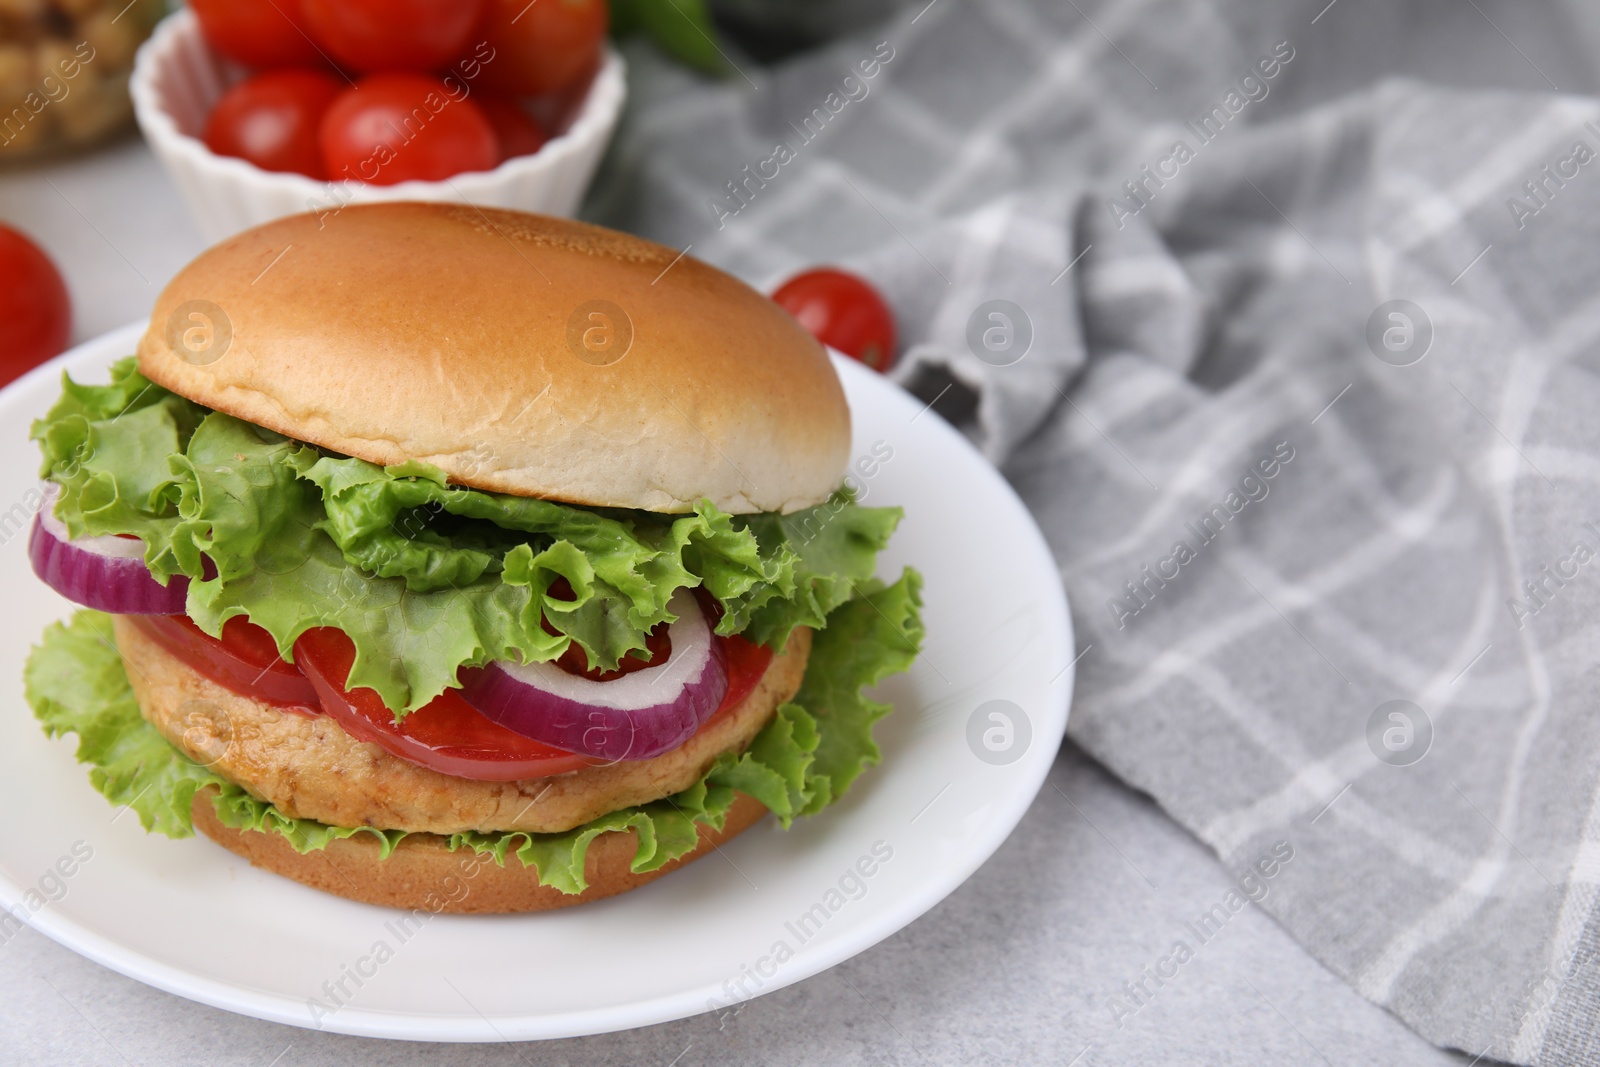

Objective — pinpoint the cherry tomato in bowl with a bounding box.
[319,74,498,185]
[300,0,485,74]
[189,0,324,69]
[478,0,608,97]
[203,70,343,179]
[771,267,898,372]
[0,225,71,386]
[476,94,547,162]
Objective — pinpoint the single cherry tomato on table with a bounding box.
[319,74,498,185]
[771,267,898,372]
[0,225,71,385]
[300,0,486,74]
[475,94,547,162]
[203,70,344,179]
[477,0,608,97]
[189,0,324,69]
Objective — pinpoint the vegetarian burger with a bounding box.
[24,203,922,913]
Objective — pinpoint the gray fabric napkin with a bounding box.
[588,2,1600,1061]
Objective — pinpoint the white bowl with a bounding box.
[129,9,626,243]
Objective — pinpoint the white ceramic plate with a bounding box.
[0,323,1074,1042]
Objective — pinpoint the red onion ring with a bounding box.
[29,483,189,615]
[458,590,729,761]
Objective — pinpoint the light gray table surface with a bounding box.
[4,6,1597,1058]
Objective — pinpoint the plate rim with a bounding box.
[0,323,1075,1042]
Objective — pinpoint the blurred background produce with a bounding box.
[188,0,606,183]
[0,221,69,382]
[0,0,163,163]
[0,0,904,350]
[0,0,877,175]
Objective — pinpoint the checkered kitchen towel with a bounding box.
[589,1,1600,1062]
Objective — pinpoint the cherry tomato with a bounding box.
[301,0,485,74]
[127,614,320,714]
[319,74,498,185]
[189,0,324,69]
[478,0,608,97]
[475,94,547,162]
[0,225,70,385]
[203,70,343,179]
[771,267,898,372]
[294,627,601,780]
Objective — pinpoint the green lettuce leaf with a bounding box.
[25,573,921,894]
[794,571,925,815]
[611,0,732,77]
[26,610,215,838]
[32,359,206,579]
[32,361,904,716]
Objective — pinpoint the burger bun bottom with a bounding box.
[192,787,769,914]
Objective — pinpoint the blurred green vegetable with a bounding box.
[611,0,731,76]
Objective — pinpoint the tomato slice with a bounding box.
[721,633,774,712]
[696,592,774,711]
[128,614,319,715]
[130,606,779,782]
[556,626,671,682]
[294,627,601,781]
[293,624,776,781]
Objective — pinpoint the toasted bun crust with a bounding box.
[192,786,769,913]
[135,203,850,514]
[112,615,810,835]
